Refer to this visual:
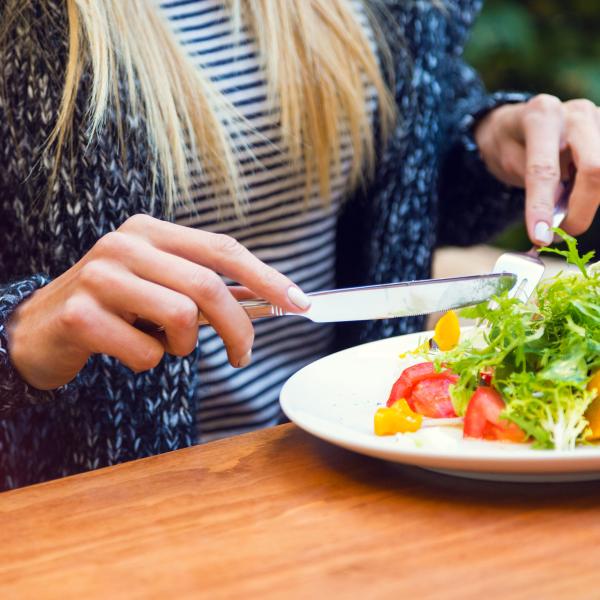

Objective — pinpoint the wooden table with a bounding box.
[2,424,600,599]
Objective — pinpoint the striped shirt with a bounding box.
[160,0,377,442]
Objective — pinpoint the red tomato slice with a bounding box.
[386,362,458,418]
[410,377,457,418]
[387,362,455,406]
[463,387,526,443]
[387,375,412,407]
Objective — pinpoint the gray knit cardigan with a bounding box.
[0,0,527,490]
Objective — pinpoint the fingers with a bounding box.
[475,103,527,186]
[521,95,564,245]
[79,263,200,357]
[228,286,260,301]
[119,216,311,314]
[508,95,600,241]
[84,245,256,367]
[61,295,165,373]
[92,217,310,369]
[134,251,255,366]
[560,100,600,235]
[494,139,526,188]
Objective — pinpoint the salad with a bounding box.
[375,230,600,450]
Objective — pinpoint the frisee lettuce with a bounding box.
[429,229,600,450]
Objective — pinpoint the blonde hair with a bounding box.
[41,1,396,216]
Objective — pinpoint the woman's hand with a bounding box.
[474,94,600,244]
[6,215,311,390]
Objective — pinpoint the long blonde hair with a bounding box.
[24,1,397,217]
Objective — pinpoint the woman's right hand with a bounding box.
[6,214,311,391]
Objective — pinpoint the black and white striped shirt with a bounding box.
[160,0,376,442]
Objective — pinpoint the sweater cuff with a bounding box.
[0,275,73,416]
[437,92,532,247]
[458,91,532,156]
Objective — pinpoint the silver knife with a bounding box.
[197,273,516,325]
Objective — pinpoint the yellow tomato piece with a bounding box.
[374,408,395,436]
[374,399,423,436]
[584,371,600,440]
[390,399,413,412]
[433,310,461,351]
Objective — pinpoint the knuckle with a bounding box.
[528,198,554,213]
[527,94,562,114]
[60,295,94,330]
[258,266,281,291]
[188,266,209,296]
[190,269,224,303]
[134,343,164,371]
[167,298,198,330]
[565,108,596,131]
[566,98,597,116]
[120,213,155,232]
[78,259,112,288]
[94,231,131,257]
[211,233,245,257]
[526,162,561,182]
[170,334,199,357]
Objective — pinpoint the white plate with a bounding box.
[280,330,600,482]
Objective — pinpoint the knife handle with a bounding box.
[197,299,285,326]
[135,299,288,334]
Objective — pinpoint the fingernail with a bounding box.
[236,349,252,369]
[287,286,311,310]
[534,221,553,245]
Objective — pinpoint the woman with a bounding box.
[0,0,598,490]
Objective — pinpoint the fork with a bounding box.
[492,178,572,303]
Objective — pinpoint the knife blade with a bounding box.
[195,272,516,325]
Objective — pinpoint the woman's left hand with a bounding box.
[474,94,600,245]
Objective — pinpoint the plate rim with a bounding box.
[280,329,600,476]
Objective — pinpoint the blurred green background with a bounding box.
[466,0,600,254]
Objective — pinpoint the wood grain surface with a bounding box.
[2,423,600,600]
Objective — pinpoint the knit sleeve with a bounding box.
[0,276,75,417]
[435,1,529,246]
